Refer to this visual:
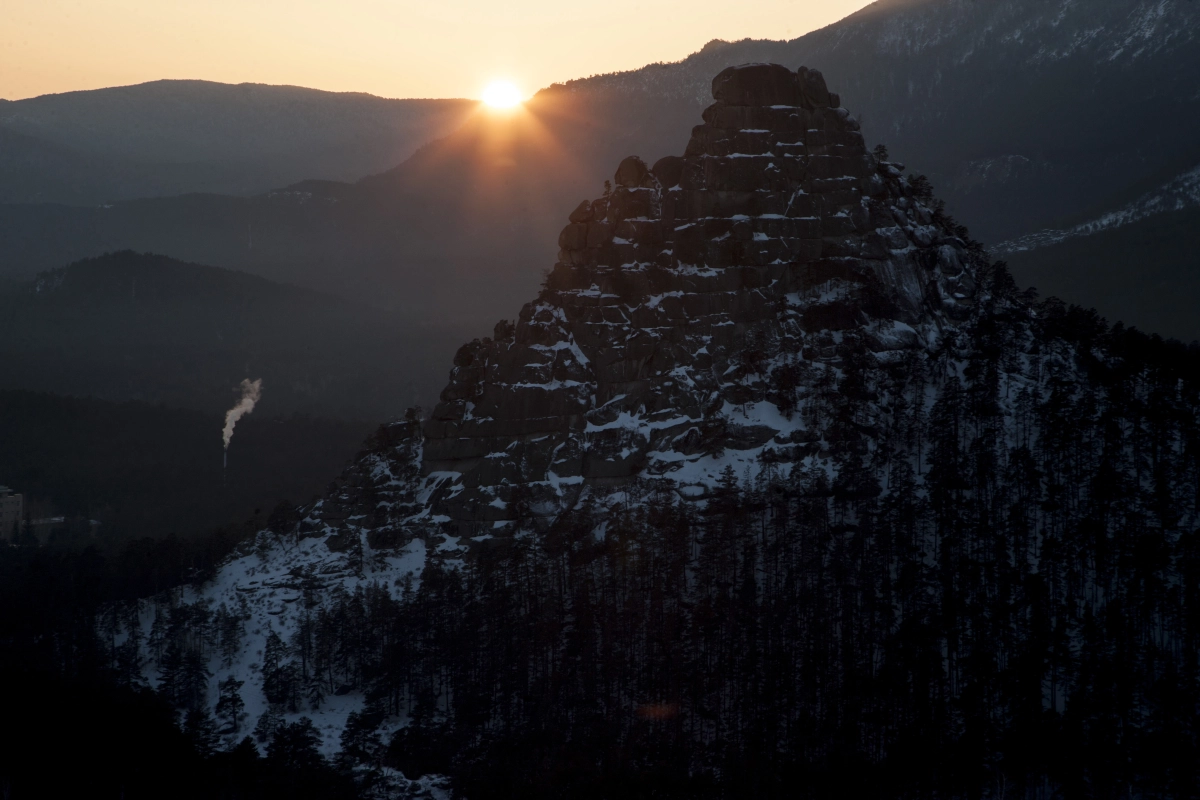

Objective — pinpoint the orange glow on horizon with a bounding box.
[0,0,875,102]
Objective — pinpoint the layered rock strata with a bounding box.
[132,63,992,757]
[397,63,979,533]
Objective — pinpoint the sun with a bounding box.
[482,80,523,109]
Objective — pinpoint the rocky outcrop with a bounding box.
[400,62,981,533]
[125,64,1200,784]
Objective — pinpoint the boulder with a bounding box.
[797,67,832,108]
[568,200,593,223]
[366,529,407,550]
[712,64,801,107]
[558,223,588,250]
[606,187,655,222]
[652,155,686,188]
[453,339,481,367]
[493,319,516,342]
[615,155,649,187]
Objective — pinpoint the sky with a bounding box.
[1,0,874,101]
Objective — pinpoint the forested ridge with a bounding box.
[122,275,1200,798]
[0,251,457,419]
[6,59,1200,800]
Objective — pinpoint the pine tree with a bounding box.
[253,707,284,745]
[338,708,385,769]
[215,676,247,736]
[183,707,219,757]
[262,629,296,709]
[267,717,325,772]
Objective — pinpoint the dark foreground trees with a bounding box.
[0,522,357,799]
[5,286,1200,798]
[279,293,1200,799]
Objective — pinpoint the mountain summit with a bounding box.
[413,62,979,528]
[123,65,1200,798]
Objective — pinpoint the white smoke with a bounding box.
[223,378,263,451]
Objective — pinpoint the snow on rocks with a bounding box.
[124,64,994,770]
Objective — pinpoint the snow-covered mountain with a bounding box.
[575,0,1200,101]
[565,0,1200,242]
[111,64,1200,797]
[123,58,982,749]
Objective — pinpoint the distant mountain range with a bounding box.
[0,80,475,204]
[0,0,1196,341]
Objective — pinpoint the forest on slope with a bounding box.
[0,390,372,540]
[59,60,1200,798]
[0,251,458,419]
[124,275,1200,800]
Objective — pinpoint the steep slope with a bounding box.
[0,80,475,204]
[566,0,1200,242]
[412,64,976,528]
[0,252,461,418]
[115,65,1200,798]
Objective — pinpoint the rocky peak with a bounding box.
[119,61,1200,783]
[326,64,984,536]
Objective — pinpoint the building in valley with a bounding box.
[0,486,23,541]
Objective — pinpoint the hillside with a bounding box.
[0,251,462,419]
[103,64,1200,798]
[1006,206,1200,343]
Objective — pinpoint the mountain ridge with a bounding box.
[0,81,476,204]
[2,0,1196,344]
[109,65,1200,798]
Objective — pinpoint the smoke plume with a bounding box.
[223,378,262,450]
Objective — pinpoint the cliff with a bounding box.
[118,65,1200,798]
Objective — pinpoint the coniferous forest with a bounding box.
[255,289,1200,799]
[21,271,1194,799]
[3,4,1200,796]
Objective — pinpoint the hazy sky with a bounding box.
[1,0,874,101]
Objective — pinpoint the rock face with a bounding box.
[120,65,1200,792]
[123,66,1200,787]
[413,63,978,533]
[124,64,990,748]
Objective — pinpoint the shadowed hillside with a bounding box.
[0,389,373,540]
[0,252,463,418]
